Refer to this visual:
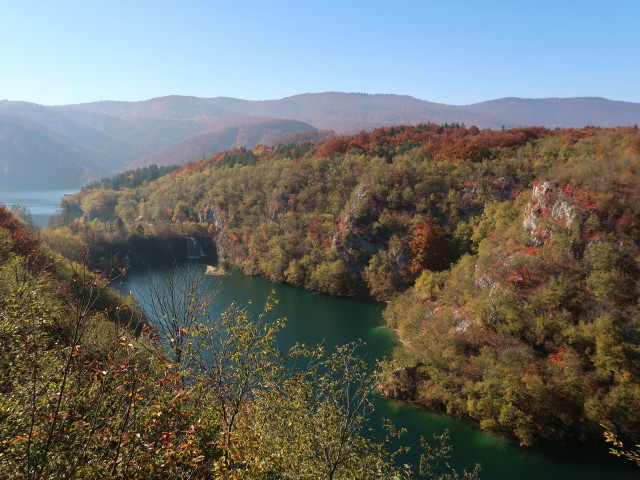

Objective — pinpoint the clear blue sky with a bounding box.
[1,0,638,106]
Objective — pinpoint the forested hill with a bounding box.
[1,209,437,478]
[52,124,640,451]
[131,118,328,168]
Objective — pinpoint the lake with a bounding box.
[0,187,79,226]
[120,262,637,480]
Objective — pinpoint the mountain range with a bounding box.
[1,93,639,189]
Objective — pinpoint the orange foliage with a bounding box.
[408,217,449,274]
[548,347,565,365]
[626,135,640,155]
[311,124,551,162]
[314,137,351,159]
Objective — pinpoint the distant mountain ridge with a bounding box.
[56,93,640,131]
[1,93,639,188]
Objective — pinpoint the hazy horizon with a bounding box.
[3,91,640,109]
[2,1,639,106]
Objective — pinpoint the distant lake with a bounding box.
[0,187,80,226]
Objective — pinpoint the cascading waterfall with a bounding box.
[187,237,206,259]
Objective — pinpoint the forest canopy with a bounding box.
[1,207,484,478]
[47,124,640,451]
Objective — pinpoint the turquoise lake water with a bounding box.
[0,186,635,478]
[120,263,638,480]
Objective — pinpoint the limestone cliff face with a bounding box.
[198,203,229,230]
[331,185,381,274]
[331,184,412,295]
[523,181,576,246]
[267,190,290,221]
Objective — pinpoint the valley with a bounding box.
[1,115,639,478]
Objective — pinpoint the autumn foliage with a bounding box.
[43,125,640,453]
[0,206,48,272]
[408,217,449,273]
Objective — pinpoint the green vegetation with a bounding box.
[380,129,640,448]
[82,164,180,191]
[0,206,480,478]
[45,124,640,454]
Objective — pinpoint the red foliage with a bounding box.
[514,245,539,256]
[227,233,239,245]
[0,207,51,273]
[615,214,639,236]
[506,264,545,289]
[408,217,449,274]
[548,347,565,365]
[310,124,553,163]
[314,137,351,159]
[571,187,597,211]
[528,363,544,376]
[626,135,640,155]
[560,126,603,144]
[181,161,200,174]
[506,267,530,286]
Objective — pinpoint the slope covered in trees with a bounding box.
[131,118,323,168]
[2,207,478,478]
[51,125,640,452]
[82,164,180,191]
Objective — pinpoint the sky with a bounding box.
[1,0,639,106]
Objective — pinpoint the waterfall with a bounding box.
[187,237,206,259]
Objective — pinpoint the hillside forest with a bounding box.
[1,204,487,478]
[24,124,640,464]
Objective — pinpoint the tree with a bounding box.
[241,342,402,479]
[242,342,481,479]
[172,201,191,223]
[420,430,482,480]
[9,204,32,225]
[142,264,216,366]
[409,217,449,274]
[364,250,395,300]
[0,217,479,478]
[188,292,284,467]
[0,227,216,478]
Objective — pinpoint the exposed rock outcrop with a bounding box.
[205,265,228,275]
[198,203,229,231]
[267,189,290,221]
[523,181,576,245]
[198,203,230,261]
[331,184,382,275]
